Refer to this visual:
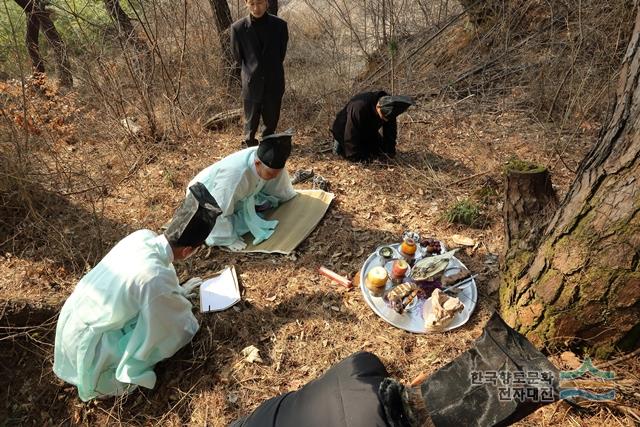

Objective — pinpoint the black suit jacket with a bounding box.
[230,14,288,102]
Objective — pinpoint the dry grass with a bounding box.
[2,78,637,425]
[0,0,638,425]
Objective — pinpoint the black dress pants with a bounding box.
[243,96,283,147]
[229,351,390,427]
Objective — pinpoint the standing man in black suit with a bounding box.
[231,0,288,147]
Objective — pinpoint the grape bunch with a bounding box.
[420,237,442,254]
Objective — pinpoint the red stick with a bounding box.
[318,266,353,289]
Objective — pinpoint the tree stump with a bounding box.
[503,163,558,257]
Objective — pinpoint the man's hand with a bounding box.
[227,239,247,252]
[182,277,203,298]
[255,201,272,212]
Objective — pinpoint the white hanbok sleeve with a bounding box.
[262,168,298,202]
[190,163,253,246]
[206,167,253,246]
[114,275,198,390]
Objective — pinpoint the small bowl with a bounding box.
[378,246,394,259]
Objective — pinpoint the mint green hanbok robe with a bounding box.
[188,147,297,247]
[53,230,198,401]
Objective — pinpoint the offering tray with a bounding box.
[359,242,477,333]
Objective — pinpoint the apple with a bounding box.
[367,266,388,287]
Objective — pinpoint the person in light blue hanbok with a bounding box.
[188,132,297,251]
[53,183,222,401]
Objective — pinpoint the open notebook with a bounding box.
[199,266,241,313]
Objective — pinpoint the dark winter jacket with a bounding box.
[331,91,398,161]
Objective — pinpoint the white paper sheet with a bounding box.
[199,266,241,313]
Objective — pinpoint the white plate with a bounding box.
[359,242,477,333]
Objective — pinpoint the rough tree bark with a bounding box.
[208,0,232,51]
[208,0,237,84]
[14,0,72,87]
[503,164,558,253]
[500,10,640,357]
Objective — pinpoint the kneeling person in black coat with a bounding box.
[229,314,561,427]
[331,92,414,162]
[229,351,428,427]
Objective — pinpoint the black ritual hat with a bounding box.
[257,131,293,169]
[164,183,222,247]
[377,95,414,119]
[420,312,559,426]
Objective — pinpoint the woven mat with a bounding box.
[240,189,334,254]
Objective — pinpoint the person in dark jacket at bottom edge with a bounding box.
[229,313,560,427]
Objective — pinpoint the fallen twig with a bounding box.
[450,171,490,186]
[598,347,640,369]
[600,401,640,423]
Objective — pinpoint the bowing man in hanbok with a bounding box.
[188,132,297,252]
[53,183,222,401]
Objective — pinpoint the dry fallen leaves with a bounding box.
[241,345,264,364]
[451,234,476,247]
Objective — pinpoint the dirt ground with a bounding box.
[1,77,638,426]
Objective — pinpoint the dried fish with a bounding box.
[411,249,458,280]
[402,289,420,310]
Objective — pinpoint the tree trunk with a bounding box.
[208,0,237,85]
[500,11,640,358]
[381,0,387,45]
[25,5,44,74]
[37,7,73,88]
[103,0,150,59]
[503,166,558,254]
[15,0,72,87]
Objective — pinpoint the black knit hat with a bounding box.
[377,95,414,119]
[164,183,222,247]
[257,131,293,169]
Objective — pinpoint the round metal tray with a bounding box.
[359,242,477,333]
